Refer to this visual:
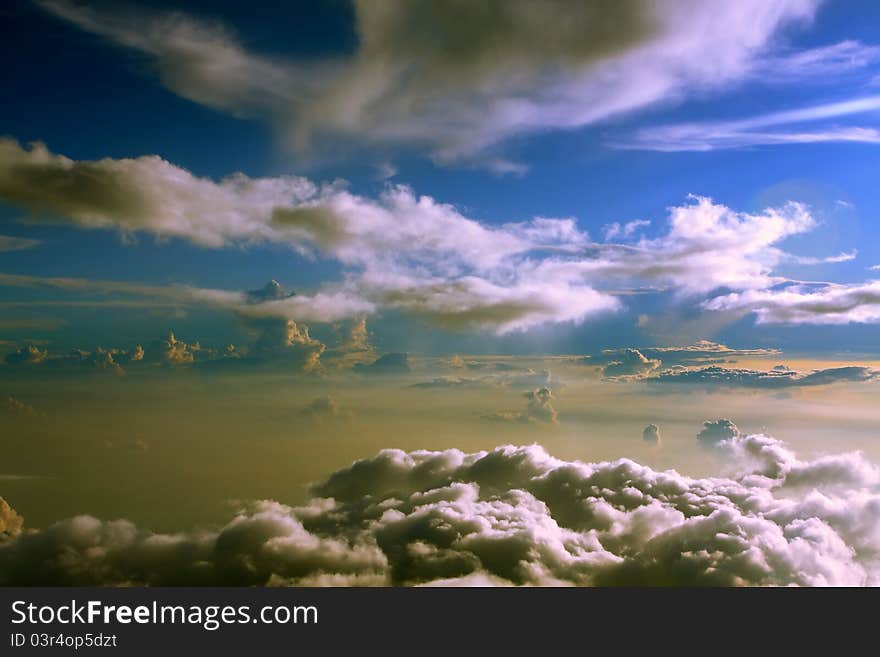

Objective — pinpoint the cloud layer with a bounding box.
[3,138,865,333]
[2,427,878,586]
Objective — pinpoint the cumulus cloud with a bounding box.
[590,348,661,379]
[36,0,824,165]
[3,344,127,374]
[696,419,742,447]
[3,429,880,586]
[650,364,878,388]
[642,424,661,445]
[483,387,558,425]
[0,141,859,332]
[0,498,23,538]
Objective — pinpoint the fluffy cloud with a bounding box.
[483,387,558,425]
[0,141,858,332]
[36,0,822,165]
[650,364,878,388]
[3,428,879,586]
[590,348,661,379]
[696,419,741,447]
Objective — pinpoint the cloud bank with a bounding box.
[2,138,863,333]
[2,428,879,586]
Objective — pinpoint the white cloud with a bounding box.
[704,281,880,324]
[2,428,879,585]
[0,140,863,332]
[621,95,880,151]
[602,220,650,241]
[36,0,822,165]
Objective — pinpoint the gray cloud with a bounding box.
[642,424,661,445]
[37,0,822,165]
[0,235,40,252]
[3,428,879,585]
[483,386,558,425]
[636,340,781,367]
[589,348,661,379]
[353,352,412,375]
[696,419,741,447]
[649,364,878,388]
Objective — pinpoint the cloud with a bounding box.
[299,396,347,421]
[621,95,880,151]
[704,281,880,325]
[637,340,781,367]
[589,348,661,379]
[353,352,411,375]
[0,235,40,252]
[4,395,40,417]
[247,320,325,372]
[696,419,741,447]
[36,0,823,165]
[483,387,558,425]
[754,40,880,81]
[0,140,857,332]
[0,498,23,538]
[649,364,878,388]
[3,428,880,585]
[602,220,650,241]
[642,424,661,445]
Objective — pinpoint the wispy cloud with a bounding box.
[0,235,40,252]
[619,96,880,151]
[35,0,822,166]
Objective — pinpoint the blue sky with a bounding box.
[3,0,880,354]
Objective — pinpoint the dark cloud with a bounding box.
[3,429,878,585]
[4,395,40,417]
[649,365,878,388]
[483,387,558,425]
[642,424,661,445]
[353,352,412,375]
[696,419,741,447]
[246,279,294,304]
[35,1,820,165]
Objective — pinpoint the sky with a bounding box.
[2,0,880,587]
